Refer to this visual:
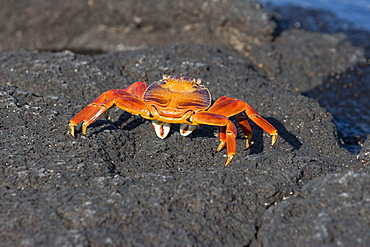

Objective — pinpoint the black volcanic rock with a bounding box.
[0,0,369,246]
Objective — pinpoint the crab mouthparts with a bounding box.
[151,121,198,139]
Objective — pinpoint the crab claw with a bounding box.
[152,120,171,139]
[179,124,198,136]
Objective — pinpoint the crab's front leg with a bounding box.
[69,81,149,137]
[191,112,237,167]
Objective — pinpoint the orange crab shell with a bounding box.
[144,76,211,118]
[69,75,278,166]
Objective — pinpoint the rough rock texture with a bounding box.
[266,3,370,154]
[356,135,370,172]
[0,0,363,92]
[0,0,275,53]
[2,0,368,150]
[251,171,370,247]
[0,0,369,246]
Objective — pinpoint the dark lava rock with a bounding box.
[2,0,368,152]
[1,0,363,93]
[0,0,369,246]
[0,43,365,246]
[265,2,370,154]
[356,135,370,172]
[0,0,275,53]
[251,171,370,247]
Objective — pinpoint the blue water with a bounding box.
[260,0,370,30]
[261,0,370,154]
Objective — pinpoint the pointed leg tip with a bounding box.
[270,134,278,148]
[224,155,234,167]
[69,130,75,138]
[69,124,76,138]
[216,141,226,152]
[245,139,251,150]
[81,123,88,137]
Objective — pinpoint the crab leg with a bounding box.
[69,81,149,137]
[69,89,118,137]
[235,113,253,149]
[191,112,237,167]
[207,96,278,147]
[122,81,147,98]
[243,102,278,147]
[217,126,227,152]
[217,113,253,151]
[207,96,254,151]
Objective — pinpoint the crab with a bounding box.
[69,75,278,166]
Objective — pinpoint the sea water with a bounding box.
[260,0,370,30]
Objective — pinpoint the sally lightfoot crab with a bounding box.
[69,75,278,166]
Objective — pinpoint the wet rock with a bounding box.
[265,3,370,153]
[355,135,370,172]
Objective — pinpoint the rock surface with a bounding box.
[0,0,369,246]
[251,171,370,247]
